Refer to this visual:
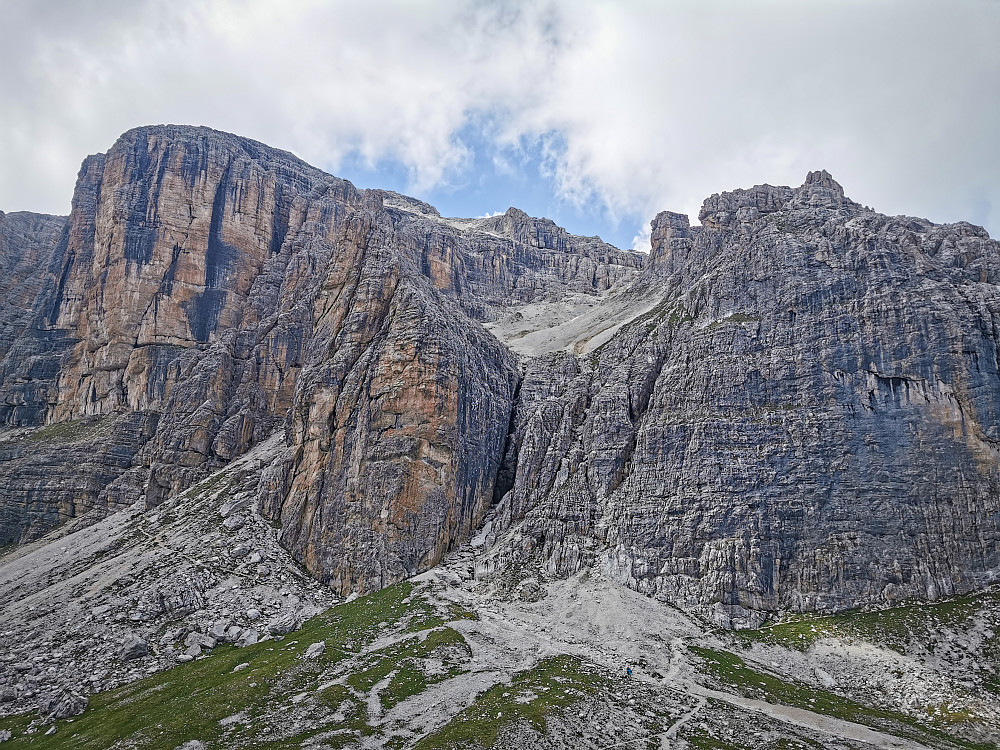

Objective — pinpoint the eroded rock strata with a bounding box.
[1,127,998,623]
[0,125,636,595]
[481,171,1000,625]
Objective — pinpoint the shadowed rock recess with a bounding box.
[1,127,998,624]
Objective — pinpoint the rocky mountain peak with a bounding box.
[787,168,856,210]
[479,206,568,249]
[2,125,1000,749]
[803,168,840,189]
[111,123,330,180]
[647,210,692,270]
[698,183,794,230]
[1,124,999,626]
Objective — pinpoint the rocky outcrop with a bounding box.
[0,125,635,596]
[272,204,521,593]
[482,172,1000,625]
[0,413,157,546]
[2,125,998,623]
[0,210,71,426]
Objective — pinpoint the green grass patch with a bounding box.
[629,300,694,336]
[678,728,746,749]
[26,416,115,445]
[347,627,471,711]
[691,647,992,750]
[739,590,1000,654]
[445,603,478,621]
[0,581,447,749]
[414,654,605,750]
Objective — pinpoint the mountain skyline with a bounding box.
[3,0,999,252]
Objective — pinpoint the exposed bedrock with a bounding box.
[481,172,1000,625]
[269,207,520,593]
[0,209,71,426]
[0,125,631,595]
[2,127,999,621]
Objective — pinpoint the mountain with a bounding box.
[0,125,998,748]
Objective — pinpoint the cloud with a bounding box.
[2,0,999,244]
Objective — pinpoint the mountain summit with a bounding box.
[1,125,997,623]
[1,126,999,746]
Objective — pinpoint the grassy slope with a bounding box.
[0,582,458,749]
[414,654,605,750]
[3,579,996,749]
[738,590,1000,656]
[691,647,994,750]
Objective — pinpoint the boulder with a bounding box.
[38,690,88,721]
[266,613,297,636]
[120,634,149,661]
[302,641,325,660]
[184,632,217,650]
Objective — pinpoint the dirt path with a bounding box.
[690,685,933,750]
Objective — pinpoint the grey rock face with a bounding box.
[120,634,149,661]
[0,125,636,597]
[0,210,71,427]
[184,632,216,650]
[266,613,297,636]
[481,173,1000,624]
[2,124,998,629]
[38,689,87,721]
[0,412,158,546]
[302,641,325,659]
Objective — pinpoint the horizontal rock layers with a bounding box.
[2,129,998,621]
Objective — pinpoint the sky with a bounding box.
[2,0,999,251]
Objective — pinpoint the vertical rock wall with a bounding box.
[4,128,999,618]
[0,125,631,595]
[482,173,1000,624]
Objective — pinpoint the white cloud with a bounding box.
[2,0,999,243]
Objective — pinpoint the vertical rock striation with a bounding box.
[0,210,71,426]
[483,172,1000,625]
[2,127,999,620]
[0,125,635,595]
[272,204,520,592]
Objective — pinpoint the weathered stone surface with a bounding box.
[302,641,325,659]
[184,632,216,650]
[273,204,521,593]
[120,634,149,661]
[38,689,87,721]
[0,412,157,545]
[0,210,71,427]
[481,172,1000,625]
[265,613,297,636]
[0,126,630,594]
[2,124,999,631]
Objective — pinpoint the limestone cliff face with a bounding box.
[49,126,362,419]
[2,127,998,620]
[0,125,629,594]
[271,206,520,593]
[482,171,1000,625]
[0,210,70,426]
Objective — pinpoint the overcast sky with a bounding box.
[3,0,998,250]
